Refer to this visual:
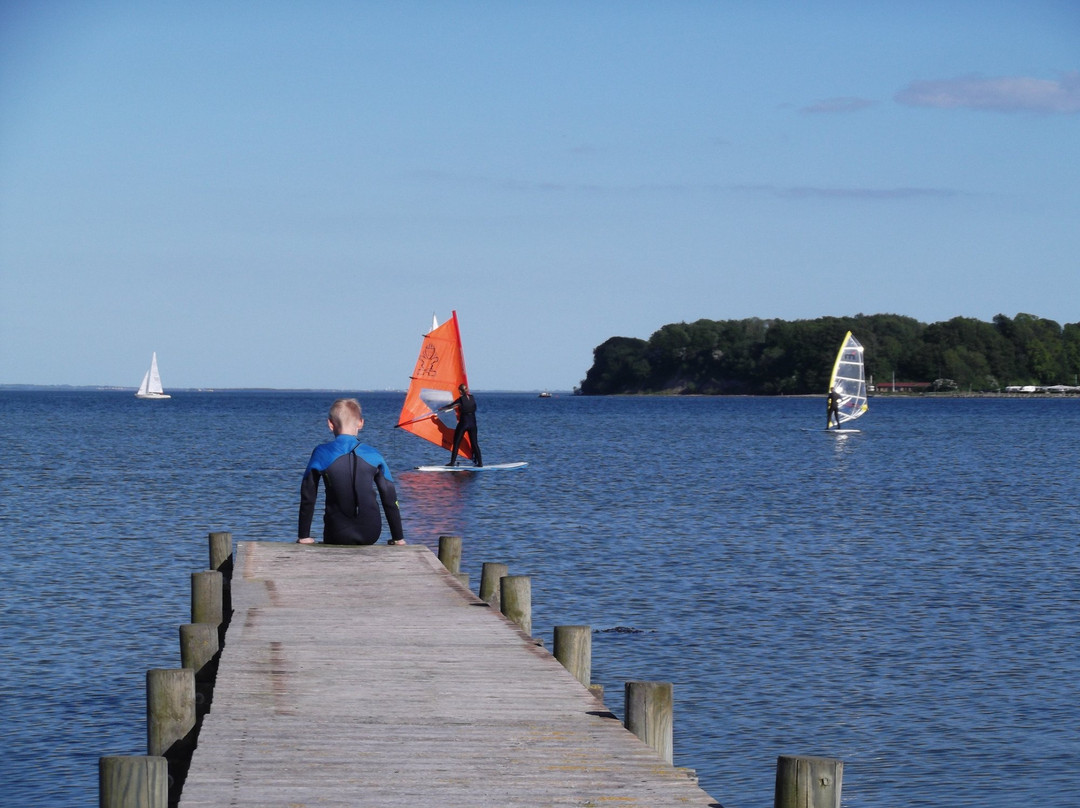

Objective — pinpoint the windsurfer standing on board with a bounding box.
[826,386,842,430]
[441,383,483,467]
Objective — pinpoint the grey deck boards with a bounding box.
[179,541,719,807]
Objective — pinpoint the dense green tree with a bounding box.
[993,313,1066,385]
[910,317,1013,390]
[848,314,923,383]
[1062,323,1080,386]
[579,337,650,394]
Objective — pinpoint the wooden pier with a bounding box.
[176,541,721,807]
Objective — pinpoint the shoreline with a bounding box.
[3,385,1076,399]
[574,390,1080,399]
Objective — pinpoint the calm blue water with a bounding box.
[1,390,1078,807]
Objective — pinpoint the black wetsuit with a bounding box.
[298,434,403,544]
[826,390,841,428]
[448,393,482,466]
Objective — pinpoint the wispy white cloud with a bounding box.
[734,184,959,200]
[800,97,875,114]
[895,72,1080,113]
[409,171,960,201]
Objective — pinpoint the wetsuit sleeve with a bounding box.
[298,467,320,539]
[374,463,404,542]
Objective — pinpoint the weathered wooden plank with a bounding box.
[179,542,719,807]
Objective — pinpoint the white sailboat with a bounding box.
[135,352,171,399]
[826,332,867,431]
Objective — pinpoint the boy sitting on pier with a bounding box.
[297,398,406,546]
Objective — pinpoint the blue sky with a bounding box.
[2,1,1078,391]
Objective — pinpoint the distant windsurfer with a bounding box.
[826,387,842,429]
[441,383,483,467]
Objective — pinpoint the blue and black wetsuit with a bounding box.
[298,435,404,544]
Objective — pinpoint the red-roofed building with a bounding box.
[874,381,932,393]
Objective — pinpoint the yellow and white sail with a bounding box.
[828,332,868,425]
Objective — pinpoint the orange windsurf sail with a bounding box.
[396,311,473,460]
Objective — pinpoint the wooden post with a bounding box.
[146,668,195,757]
[208,531,233,618]
[179,623,219,719]
[179,623,218,675]
[191,570,223,641]
[146,668,196,807]
[453,572,470,589]
[500,575,531,635]
[207,531,232,577]
[624,681,673,764]
[479,562,508,609]
[99,755,168,808]
[553,625,591,688]
[438,535,462,574]
[774,755,843,808]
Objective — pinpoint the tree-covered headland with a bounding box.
[577,313,1080,395]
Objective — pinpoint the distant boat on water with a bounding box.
[135,352,171,399]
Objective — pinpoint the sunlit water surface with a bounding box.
[1,391,1078,807]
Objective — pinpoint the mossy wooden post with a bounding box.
[500,575,531,635]
[480,562,508,609]
[207,531,232,578]
[438,535,462,574]
[179,623,219,719]
[624,681,673,764]
[208,531,233,617]
[147,668,195,756]
[179,623,218,674]
[99,755,168,808]
[146,668,195,804]
[774,755,843,808]
[191,570,223,644]
[554,625,591,687]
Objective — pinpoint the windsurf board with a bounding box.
[415,461,528,472]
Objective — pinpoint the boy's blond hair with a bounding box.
[328,398,362,434]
